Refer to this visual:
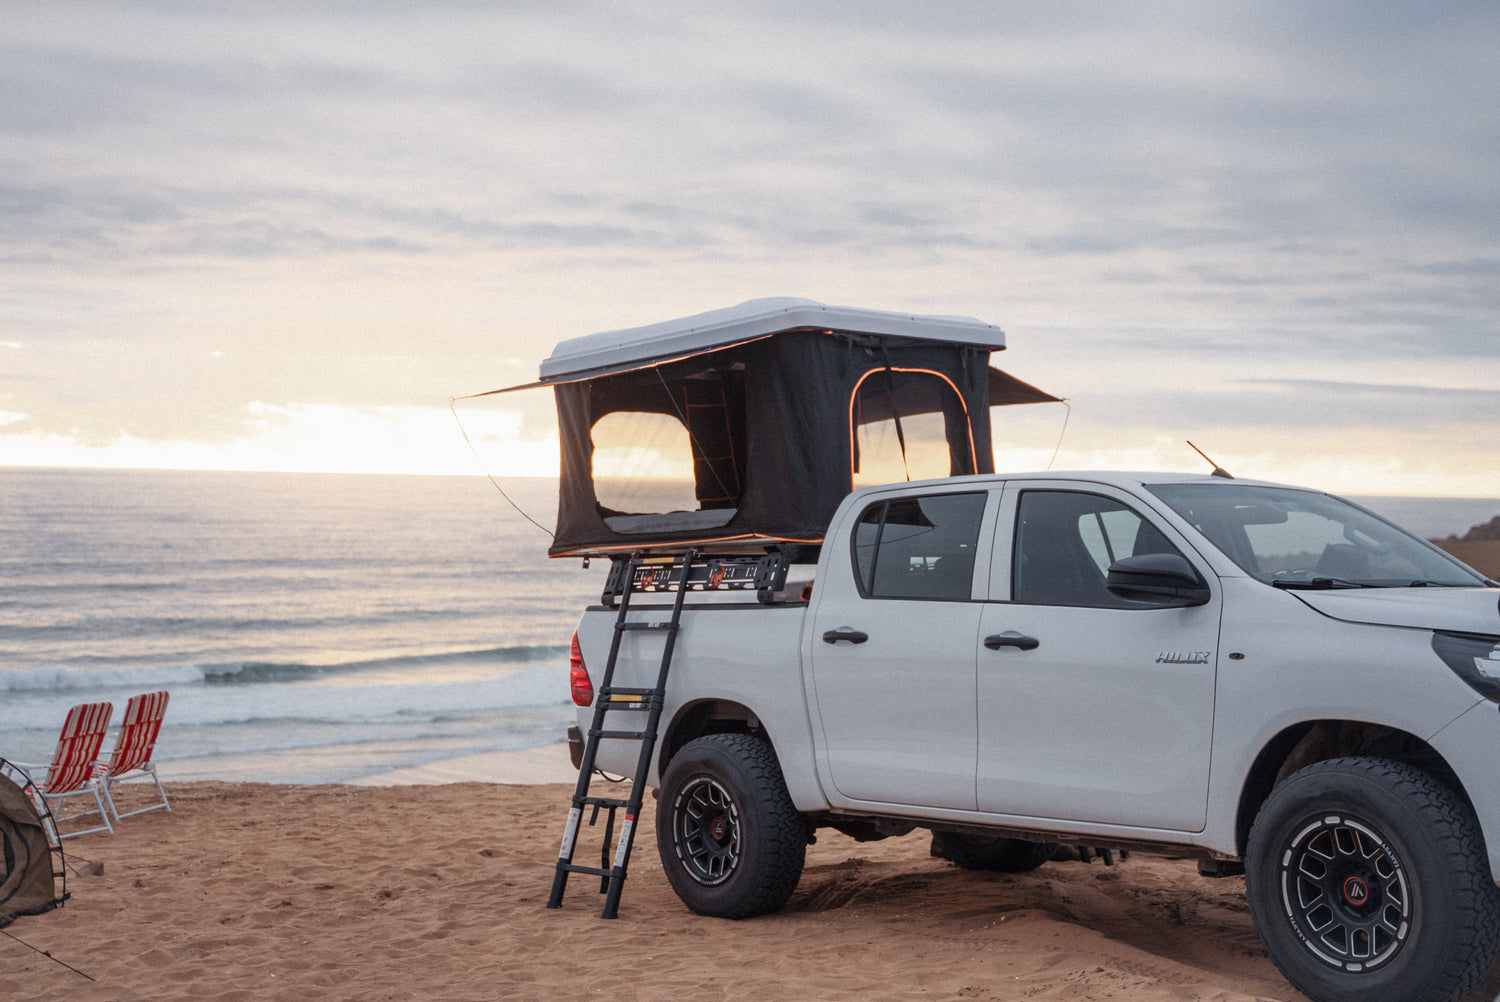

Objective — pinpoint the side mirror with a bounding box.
[1106,553,1211,607]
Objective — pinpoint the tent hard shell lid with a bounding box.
[473,298,1060,558]
[537,298,1007,383]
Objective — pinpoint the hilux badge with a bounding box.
[1156,651,1212,665]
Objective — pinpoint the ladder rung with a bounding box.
[617,621,674,633]
[592,728,647,740]
[602,686,658,698]
[600,695,659,709]
[581,796,629,809]
[558,862,614,877]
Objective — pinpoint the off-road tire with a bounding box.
[930,830,1053,873]
[656,733,806,919]
[1245,757,1500,1002]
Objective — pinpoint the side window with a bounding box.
[1012,491,1184,608]
[851,492,987,600]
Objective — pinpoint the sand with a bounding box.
[7,776,1498,1002]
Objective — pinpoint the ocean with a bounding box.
[0,468,598,784]
[2,466,1497,786]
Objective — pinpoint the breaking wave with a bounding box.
[0,644,568,693]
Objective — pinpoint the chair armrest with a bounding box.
[7,760,49,771]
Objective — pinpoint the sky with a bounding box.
[3,2,1498,497]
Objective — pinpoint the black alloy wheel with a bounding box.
[672,774,741,886]
[1276,811,1411,969]
[1246,757,1500,1002]
[656,733,806,919]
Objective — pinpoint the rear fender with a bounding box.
[660,698,827,812]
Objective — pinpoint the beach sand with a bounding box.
[9,766,1499,1002]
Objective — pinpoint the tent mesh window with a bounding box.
[584,364,748,537]
[851,368,974,486]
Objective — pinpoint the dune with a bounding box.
[1436,538,1500,580]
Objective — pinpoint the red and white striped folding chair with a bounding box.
[96,691,171,821]
[15,701,115,838]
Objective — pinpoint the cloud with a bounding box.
[1,3,1498,494]
[1065,376,1500,435]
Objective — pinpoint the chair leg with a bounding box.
[147,764,172,814]
[105,764,172,820]
[45,785,115,839]
[89,782,115,832]
[98,774,123,821]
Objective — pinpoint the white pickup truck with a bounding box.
[567,470,1500,1002]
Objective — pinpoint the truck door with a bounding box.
[976,486,1219,832]
[808,489,993,811]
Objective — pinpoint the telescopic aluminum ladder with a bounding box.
[546,550,696,919]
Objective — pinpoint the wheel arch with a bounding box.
[1234,719,1470,858]
[659,699,769,776]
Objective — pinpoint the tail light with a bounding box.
[569,631,594,706]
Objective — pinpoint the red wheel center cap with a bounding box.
[709,818,728,843]
[1342,875,1370,906]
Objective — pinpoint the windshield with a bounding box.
[1147,484,1487,588]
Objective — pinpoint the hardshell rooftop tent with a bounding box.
[474,298,1059,557]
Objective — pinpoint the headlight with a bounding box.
[1432,631,1500,703]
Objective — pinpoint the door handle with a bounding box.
[822,627,869,645]
[984,632,1039,651]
